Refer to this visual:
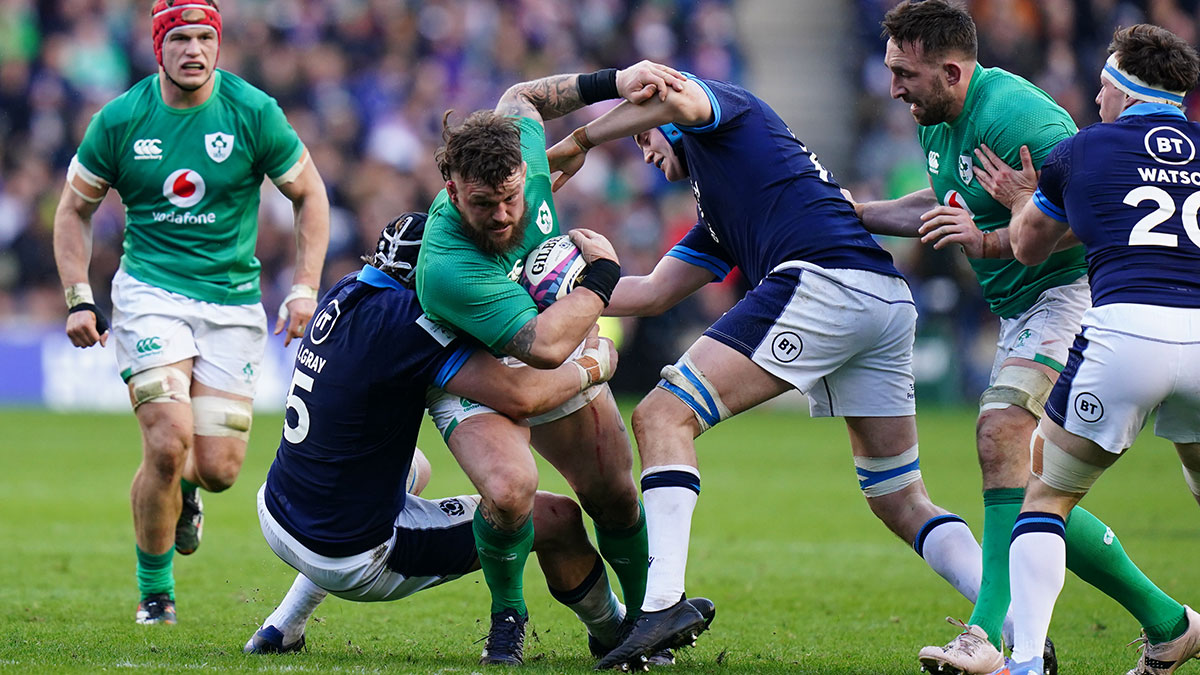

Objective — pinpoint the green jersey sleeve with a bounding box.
[516,116,550,177]
[253,98,304,182]
[978,87,1076,172]
[420,250,539,352]
[75,109,119,184]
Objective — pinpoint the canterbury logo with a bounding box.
[135,337,162,353]
[133,139,162,160]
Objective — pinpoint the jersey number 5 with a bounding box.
[283,368,314,443]
[1124,185,1200,248]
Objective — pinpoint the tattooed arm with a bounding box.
[501,281,604,368]
[496,74,585,126]
[496,62,687,126]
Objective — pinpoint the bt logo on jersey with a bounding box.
[163,169,206,208]
[1144,126,1196,166]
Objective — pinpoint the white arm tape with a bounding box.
[573,342,613,391]
[272,148,310,186]
[64,283,95,309]
[67,155,106,203]
[277,284,318,320]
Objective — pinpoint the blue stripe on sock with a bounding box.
[1011,511,1066,542]
[641,470,700,494]
[912,514,967,557]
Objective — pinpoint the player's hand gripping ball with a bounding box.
[520,235,589,310]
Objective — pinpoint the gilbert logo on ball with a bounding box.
[520,235,588,311]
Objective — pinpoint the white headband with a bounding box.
[1102,53,1186,105]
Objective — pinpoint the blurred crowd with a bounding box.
[848,0,1200,399]
[0,0,741,393]
[7,0,1200,400]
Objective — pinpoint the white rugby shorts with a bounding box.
[257,484,479,601]
[990,275,1089,382]
[1045,303,1200,454]
[426,339,605,440]
[111,268,266,397]
[703,261,918,418]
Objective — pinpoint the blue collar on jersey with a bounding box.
[1119,102,1187,119]
[357,264,404,290]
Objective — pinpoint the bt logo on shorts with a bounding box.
[771,331,803,363]
[163,169,206,208]
[136,337,163,354]
[133,139,162,160]
[1074,392,1104,423]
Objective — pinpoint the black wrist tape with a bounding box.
[69,302,110,334]
[578,258,620,306]
[578,68,619,104]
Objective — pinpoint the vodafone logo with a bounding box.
[942,189,975,217]
[163,169,206,208]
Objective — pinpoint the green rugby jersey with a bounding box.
[75,70,304,305]
[918,64,1087,318]
[416,116,561,351]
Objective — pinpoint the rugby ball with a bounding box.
[520,235,588,311]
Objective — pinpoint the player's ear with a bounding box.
[943,61,963,87]
[446,180,458,203]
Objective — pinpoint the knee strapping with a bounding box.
[192,396,253,441]
[855,445,921,498]
[128,366,191,409]
[1030,428,1104,494]
[657,353,731,434]
[980,365,1055,418]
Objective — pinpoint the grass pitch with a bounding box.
[1,404,1196,673]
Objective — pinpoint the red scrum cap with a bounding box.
[151,0,222,67]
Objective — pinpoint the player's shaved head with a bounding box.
[1109,24,1200,96]
[881,0,977,63]
[436,110,523,189]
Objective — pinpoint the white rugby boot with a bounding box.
[919,617,1004,674]
[1127,605,1200,675]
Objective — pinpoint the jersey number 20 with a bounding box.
[1124,185,1200,248]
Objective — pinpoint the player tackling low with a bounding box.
[1001,24,1200,675]
[52,0,329,624]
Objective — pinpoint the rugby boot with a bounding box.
[1127,605,1200,674]
[244,625,306,654]
[594,596,710,671]
[175,488,204,555]
[989,656,1044,675]
[918,618,1004,674]
[135,593,177,625]
[589,597,716,666]
[480,608,527,666]
[1043,637,1058,675]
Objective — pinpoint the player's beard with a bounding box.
[912,77,954,126]
[463,199,532,256]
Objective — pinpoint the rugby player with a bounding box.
[852,2,1190,671]
[246,213,637,661]
[414,61,691,664]
[546,66,985,670]
[52,0,328,624]
[1001,25,1200,675]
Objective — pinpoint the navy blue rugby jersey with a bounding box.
[1033,103,1200,308]
[264,265,474,557]
[664,76,899,286]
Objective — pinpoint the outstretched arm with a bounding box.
[274,157,331,346]
[496,61,686,126]
[606,255,714,317]
[854,188,938,238]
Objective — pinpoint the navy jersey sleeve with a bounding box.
[665,221,734,281]
[1032,136,1073,222]
[679,76,753,136]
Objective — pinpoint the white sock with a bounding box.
[560,564,625,646]
[1009,528,1065,662]
[263,573,328,645]
[919,518,982,604]
[640,465,700,612]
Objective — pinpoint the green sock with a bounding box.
[472,510,533,615]
[968,487,1024,649]
[136,546,175,600]
[1064,506,1187,643]
[594,502,649,619]
[181,478,198,495]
